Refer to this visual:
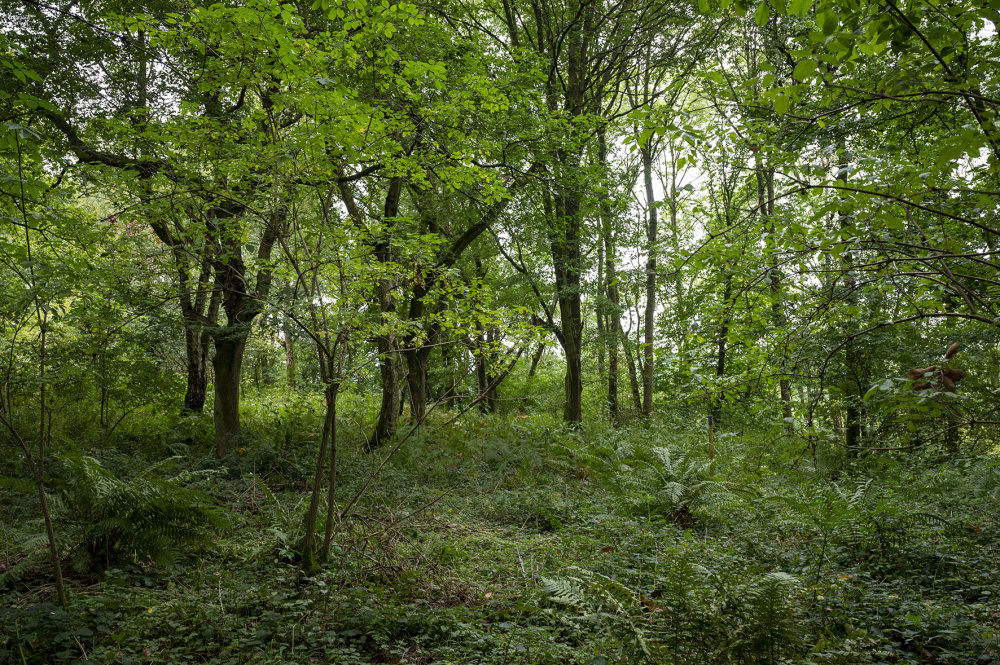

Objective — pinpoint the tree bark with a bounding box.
[371,330,400,449]
[367,176,404,449]
[184,326,209,413]
[757,162,792,428]
[552,220,584,423]
[598,127,620,424]
[208,204,284,457]
[405,345,431,422]
[284,316,297,389]
[641,140,658,418]
[302,380,338,573]
[620,318,643,413]
[713,273,732,426]
[321,381,340,560]
[212,332,246,456]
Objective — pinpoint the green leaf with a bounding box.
[822,10,838,35]
[773,94,789,114]
[792,59,817,81]
[755,2,770,25]
[789,0,812,15]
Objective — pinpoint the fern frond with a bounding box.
[541,576,590,609]
[0,476,35,494]
[60,455,230,571]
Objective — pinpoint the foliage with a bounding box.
[603,435,756,522]
[59,456,230,572]
[2,0,1000,661]
[0,455,231,587]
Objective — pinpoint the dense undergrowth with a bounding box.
[2,393,1000,664]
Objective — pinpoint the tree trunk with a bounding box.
[713,273,732,426]
[556,276,584,423]
[520,343,546,410]
[179,257,221,414]
[284,331,296,388]
[370,332,399,449]
[486,328,500,412]
[641,141,658,418]
[596,233,606,388]
[367,177,403,449]
[206,201,283,457]
[620,318,643,413]
[550,186,584,424]
[837,141,862,449]
[321,381,340,560]
[212,332,246,457]
[405,346,431,423]
[598,126,620,424]
[183,326,209,413]
[302,381,338,574]
[562,341,583,422]
[475,333,490,415]
[757,162,792,428]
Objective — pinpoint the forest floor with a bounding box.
[3,404,1000,664]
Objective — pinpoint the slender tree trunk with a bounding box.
[837,141,862,449]
[284,328,296,389]
[545,11,588,426]
[368,177,403,448]
[713,272,732,426]
[619,318,643,413]
[596,235,606,388]
[397,353,408,419]
[371,331,399,448]
[475,323,493,414]
[546,180,585,424]
[487,329,500,412]
[179,259,221,414]
[302,380,337,573]
[598,127,620,424]
[521,343,546,410]
[442,344,456,409]
[32,323,66,604]
[758,162,792,427]
[641,141,658,418]
[322,381,340,560]
[184,327,208,412]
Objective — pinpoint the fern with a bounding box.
[771,478,956,569]
[61,456,230,572]
[541,567,651,661]
[609,444,755,522]
[727,572,804,664]
[542,560,804,664]
[0,528,73,588]
[0,476,35,494]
